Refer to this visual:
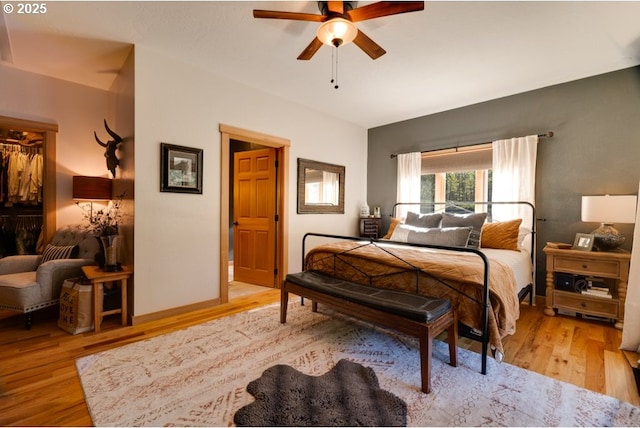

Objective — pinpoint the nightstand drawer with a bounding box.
[554,257,619,277]
[554,290,619,318]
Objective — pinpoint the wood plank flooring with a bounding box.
[0,292,638,426]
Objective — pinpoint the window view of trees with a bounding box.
[420,170,492,213]
[446,172,476,202]
[420,174,434,205]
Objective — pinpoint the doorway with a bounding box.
[219,124,289,304]
[232,147,277,287]
[0,116,57,246]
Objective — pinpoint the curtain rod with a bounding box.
[390,131,554,159]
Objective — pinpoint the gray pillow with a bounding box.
[390,224,472,247]
[407,226,472,247]
[405,212,442,228]
[441,212,488,249]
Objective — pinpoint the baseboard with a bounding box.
[131,298,221,325]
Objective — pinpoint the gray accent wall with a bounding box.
[367,66,640,295]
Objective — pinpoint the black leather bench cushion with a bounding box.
[285,270,451,323]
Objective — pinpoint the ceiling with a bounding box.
[2,1,640,128]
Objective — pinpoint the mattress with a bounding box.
[480,248,533,295]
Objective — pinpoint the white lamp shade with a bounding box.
[581,195,638,224]
[316,18,357,46]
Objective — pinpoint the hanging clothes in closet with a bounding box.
[0,142,44,257]
[1,143,44,206]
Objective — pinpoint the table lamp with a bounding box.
[581,194,637,251]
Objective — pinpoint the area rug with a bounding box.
[233,359,407,426]
[76,301,640,426]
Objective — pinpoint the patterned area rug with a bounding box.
[76,302,640,426]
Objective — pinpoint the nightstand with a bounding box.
[359,217,382,238]
[543,245,630,329]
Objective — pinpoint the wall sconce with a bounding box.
[73,176,112,215]
[581,194,638,251]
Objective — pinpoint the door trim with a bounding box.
[219,124,289,303]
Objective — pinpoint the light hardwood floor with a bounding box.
[0,292,638,426]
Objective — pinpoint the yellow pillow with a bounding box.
[383,218,402,239]
[480,219,523,251]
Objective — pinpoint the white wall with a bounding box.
[133,47,367,316]
[621,181,640,351]
[0,64,112,226]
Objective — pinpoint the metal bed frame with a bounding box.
[300,201,535,375]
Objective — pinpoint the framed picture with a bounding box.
[572,233,594,251]
[160,143,203,194]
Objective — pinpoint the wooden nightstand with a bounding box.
[359,217,382,238]
[81,265,133,332]
[543,245,630,329]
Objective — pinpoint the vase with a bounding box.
[98,235,122,272]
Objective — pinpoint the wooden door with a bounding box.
[233,148,277,287]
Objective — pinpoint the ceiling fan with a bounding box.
[253,1,425,60]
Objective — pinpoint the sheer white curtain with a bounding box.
[492,135,538,228]
[396,152,421,220]
[322,171,339,205]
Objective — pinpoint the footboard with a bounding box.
[300,232,495,375]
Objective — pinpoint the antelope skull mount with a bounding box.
[94,119,123,178]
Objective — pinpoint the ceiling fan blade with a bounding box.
[327,2,344,14]
[253,10,326,22]
[353,30,386,60]
[347,1,424,22]
[297,37,324,60]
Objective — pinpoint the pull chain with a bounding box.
[330,46,339,89]
[334,47,339,89]
[330,46,335,86]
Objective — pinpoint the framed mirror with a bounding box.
[297,158,345,214]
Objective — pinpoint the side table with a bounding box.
[543,246,630,329]
[81,265,133,332]
[359,217,382,238]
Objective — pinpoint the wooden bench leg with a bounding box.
[419,311,457,393]
[280,286,289,324]
[419,332,432,393]
[448,313,458,367]
[312,301,318,312]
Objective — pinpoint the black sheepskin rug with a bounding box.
[233,359,407,427]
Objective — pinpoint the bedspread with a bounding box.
[304,240,520,357]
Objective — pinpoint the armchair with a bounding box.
[0,225,99,329]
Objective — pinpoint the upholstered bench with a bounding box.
[281,270,458,393]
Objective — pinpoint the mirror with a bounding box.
[297,158,345,214]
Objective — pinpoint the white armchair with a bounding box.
[0,225,99,329]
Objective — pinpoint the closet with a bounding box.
[0,116,57,257]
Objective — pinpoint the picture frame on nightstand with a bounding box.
[572,233,594,251]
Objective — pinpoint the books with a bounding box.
[581,288,613,299]
[547,242,573,249]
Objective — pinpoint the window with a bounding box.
[420,144,492,213]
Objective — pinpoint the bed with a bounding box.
[300,201,536,374]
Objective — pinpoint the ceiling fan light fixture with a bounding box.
[316,18,357,47]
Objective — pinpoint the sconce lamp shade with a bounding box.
[72,176,112,200]
[581,194,637,251]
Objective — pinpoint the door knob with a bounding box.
[233,221,239,226]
